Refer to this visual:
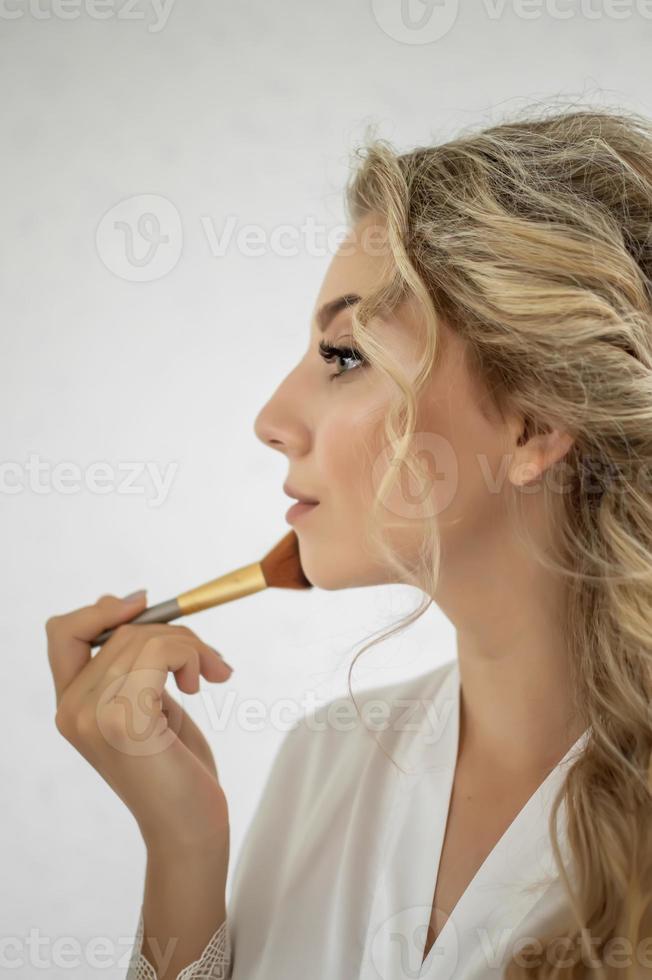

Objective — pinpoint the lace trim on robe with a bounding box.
[126,907,231,979]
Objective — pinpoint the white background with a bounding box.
[1,1,650,976]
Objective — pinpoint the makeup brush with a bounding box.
[90,529,312,648]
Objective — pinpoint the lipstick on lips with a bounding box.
[286,500,319,523]
[284,482,320,524]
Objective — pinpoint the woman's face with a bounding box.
[253,214,529,594]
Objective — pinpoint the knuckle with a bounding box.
[76,705,98,739]
[55,702,94,743]
[172,624,195,639]
[103,660,131,689]
[45,615,62,638]
[54,706,72,737]
[96,594,116,606]
[141,634,168,657]
[98,705,128,743]
[111,623,136,643]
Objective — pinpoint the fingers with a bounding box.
[101,632,202,703]
[60,623,230,709]
[159,687,219,779]
[83,635,220,756]
[117,630,232,696]
[46,592,148,705]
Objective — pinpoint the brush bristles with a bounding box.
[260,530,312,590]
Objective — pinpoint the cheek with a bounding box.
[317,419,373,506]
[366,391,505,541]
[416,402,509,558]
[299,407,393,589]
[316,398,388,503]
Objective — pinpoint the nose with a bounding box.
[253,380,311,457]
[253,404,285,451]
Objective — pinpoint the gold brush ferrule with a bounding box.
[176,561,268,615]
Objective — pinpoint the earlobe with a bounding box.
[541,428,575,470]
[509,456,542,488]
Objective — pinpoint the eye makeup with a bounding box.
[318,339,368,380]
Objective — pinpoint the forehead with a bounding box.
[311,215,393,326]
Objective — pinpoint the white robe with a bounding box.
[225,657,589,979]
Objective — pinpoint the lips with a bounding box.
[285,499,319,525]
[283,482,319,505]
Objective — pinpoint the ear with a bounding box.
[508,416,575,487]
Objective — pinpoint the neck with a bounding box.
[435,543,586,776]
[456,631,585,777]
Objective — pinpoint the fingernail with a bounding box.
[123,589,147,603]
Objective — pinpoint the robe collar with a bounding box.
[363,659,590,979]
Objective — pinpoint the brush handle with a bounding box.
[89,561,269,648]
[91,598,182,648]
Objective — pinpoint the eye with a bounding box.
[318,340,368,380]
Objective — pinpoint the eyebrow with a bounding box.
[314,293,362,333]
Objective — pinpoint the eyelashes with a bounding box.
[318,339,368,380]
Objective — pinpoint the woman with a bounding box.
[47,106,652,979]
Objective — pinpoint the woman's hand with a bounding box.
[46,592,233,852]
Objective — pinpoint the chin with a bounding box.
[296,546,390,591]
[299,565,354,591]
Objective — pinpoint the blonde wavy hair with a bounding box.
[340,105,652,978]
